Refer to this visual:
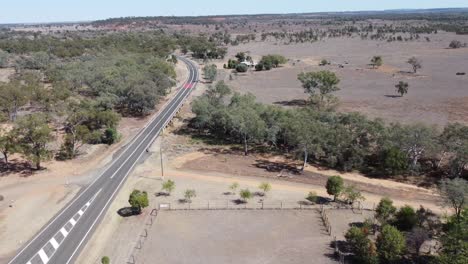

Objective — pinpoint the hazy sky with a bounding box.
[1,0,467,23]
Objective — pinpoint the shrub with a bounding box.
[184,189,196,203]
[235,63,248,73]
[161,180,176,195]
[255,63,264,71]
[375,197,397,224]
[101,256,110,264]
[101,128,119,145]
[306,191,318,203]
[258,182,272,196]
[449,40,463,49]
[394,205,417,231]
[345,226,379,264]
[240,189,252,202]
[377,225,406,264]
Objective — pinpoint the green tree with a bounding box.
[326,175,344,201]
[407,57,422,73]
[15,114,53,170]
[203,64,217,83]
[259,54,287,68]
[439,208,468,264]
[239,189,253,203]
[382,147,408,175]
[101,256,110,264]
[342,185,365,206]
[395,81,409,97]
[0,128,19,166]
[439,123,468,178]
[371,56,383,69]
[258,182,272,196]
[184,189,196,203]
[0,81,29,121]
[375,197,397,224]
[161,180,176,195]
[228,93,266,155]
[394,205,417,231]
[439,178,468,223]
[345,226,379,264]
[128,190,149,214]
[377,225,406,264]
[306,191,318,203]
[298,70,340,109]
[101,128,119,145]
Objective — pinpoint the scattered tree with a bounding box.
[101,256,110,264]
[371,56,383,69]
[449,40,464,49]
[298,70,340,108]
[306,191,318,203]
[342,185,365,206]
[0,128,19,166]
[239,189,253,203]
[184,189,196,203]
[407,57,422,73]
[235,63,248,73]
[258,182,272,196]
[395,81,409,97]
[128,190,149,214]
[326,175,344,201]
[161,179,176,196]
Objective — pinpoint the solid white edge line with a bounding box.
[64,57,198,264]
[38,249,49,264]
[49,238,59,250]
[6,56,192,264]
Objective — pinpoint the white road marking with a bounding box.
[38,249,49,263]
[65,58,198,264]
[6,63,192,264]
[60,227,68,237]
[49,238,59,250]
[78,210,84,216]
[69,218,76,226]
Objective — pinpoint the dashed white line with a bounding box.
[49,238,59,250]
[38,249,49,263]
[60,227,68,237]
[78,210,84,216]
[69,218,77,226]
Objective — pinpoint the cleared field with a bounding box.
[139,210,337,264]
[223,32,468,126]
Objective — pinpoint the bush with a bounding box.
[306,191,318,203]
[101,256,110,264]
[394,205,417,231]
[377,225,406,264]
[382,147,408,175]
[240,189,252,202]
[101,127,119,145]
[235,63,248,73]
[375,197,397,224]
[345,226,379,264]
[161,180,176,195]
[449,40,463,49]
[255,63,264,71]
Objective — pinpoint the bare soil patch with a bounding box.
[140,210,336,264]
[223,33,468,126]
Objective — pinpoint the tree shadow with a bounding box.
[384,94,402,98]
[117,207,140,217]
[223,191,234,196]
[155,192,170,197]
[253,192,265,197]
[0,160,35,177]
[273,99,308,107]
[232,199,247,205]
[254,159,301,174]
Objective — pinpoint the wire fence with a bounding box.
[126,209,158,264]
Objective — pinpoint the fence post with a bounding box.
[281,201,283,209]
[261,201,264,210]
[208,201,210,210]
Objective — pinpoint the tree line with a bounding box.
[191,80,467,179]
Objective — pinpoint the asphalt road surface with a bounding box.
[8,56,199,264]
